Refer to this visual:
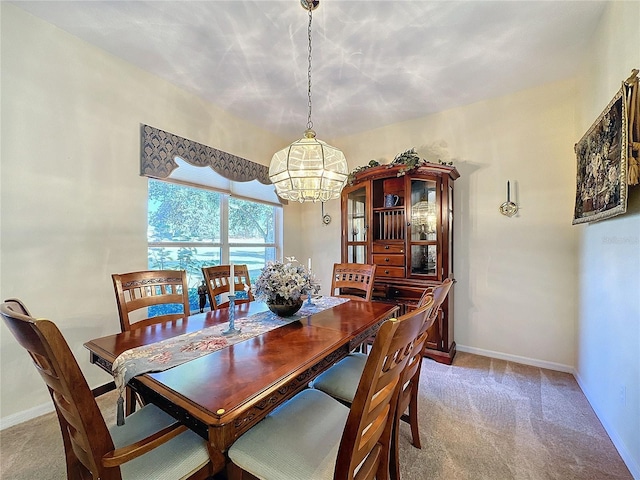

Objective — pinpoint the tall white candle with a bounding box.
[229,263,235,294]
[308,258,312,272]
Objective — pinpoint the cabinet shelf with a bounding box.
[372,206,404,212]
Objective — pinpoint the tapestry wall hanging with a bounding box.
[573,69,639,224]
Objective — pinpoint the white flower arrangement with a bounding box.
[254,257,320,305]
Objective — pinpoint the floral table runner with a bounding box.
[113,296,349,424]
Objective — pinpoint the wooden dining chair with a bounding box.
[112,269,190,415]
[0,299,213,480]
[202,264,254,310]
[330,262,377,301]
[311,296,434,480]
[312,279,454,480]
[226,303,430,480]
[112,270,191,332]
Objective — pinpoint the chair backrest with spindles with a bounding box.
[112,270,191,332]
[331,263,377,301]
[202,264,254,310]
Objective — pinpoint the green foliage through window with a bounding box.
[148,179,280,312]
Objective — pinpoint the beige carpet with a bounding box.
[0,352,633,479]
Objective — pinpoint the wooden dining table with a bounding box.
[84,299,399,473]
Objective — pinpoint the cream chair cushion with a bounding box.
[311,352,367,403]
[228,389,350,480]
[110,404,210,480]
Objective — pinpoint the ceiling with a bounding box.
[12,0,608,140]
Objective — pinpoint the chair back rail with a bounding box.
[418,277,454,322]
[391,295,435,476]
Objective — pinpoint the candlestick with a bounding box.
[229,263,235,294]
[307,290,315,306]
[222,295,241,335]
[306,257,314,306]
[507,181,511,202]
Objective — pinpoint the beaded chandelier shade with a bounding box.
[269,0,348,203]
[412,198,437,236]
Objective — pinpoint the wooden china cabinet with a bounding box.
[341,163,460,364]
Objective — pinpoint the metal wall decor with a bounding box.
[499,180,518,217]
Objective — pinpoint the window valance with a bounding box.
[140,124,281,205]
[140,124,271,185]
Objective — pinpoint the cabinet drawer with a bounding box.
[372,242,405,254]
[373,254,405,267]
[376,266,405,278]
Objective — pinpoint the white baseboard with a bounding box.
[0,401,54,431]
[574,371,640,480]
[456,344,575,373]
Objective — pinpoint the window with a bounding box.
[148,179,282,311]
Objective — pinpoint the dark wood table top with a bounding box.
[84,299,398,472]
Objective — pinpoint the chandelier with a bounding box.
[269,0,349,203]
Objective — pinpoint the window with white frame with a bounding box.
[147,178,282,311]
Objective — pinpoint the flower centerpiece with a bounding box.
[254,257,320,317]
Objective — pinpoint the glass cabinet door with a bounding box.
[342,183,369,264]
[408,178,438,276]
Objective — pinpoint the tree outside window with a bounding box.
[148,179,281,312]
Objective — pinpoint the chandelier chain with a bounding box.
[267,0,348,204]
[307,5,313,130]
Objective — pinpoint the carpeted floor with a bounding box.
[0,352,633,479]
[398,353,632,480]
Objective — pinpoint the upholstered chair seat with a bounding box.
[109,404,210,479]
[312,352,369,404]
[228,389,349,479]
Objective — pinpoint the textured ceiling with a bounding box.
[12,0,607,140]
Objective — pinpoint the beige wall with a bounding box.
[575,1,640,476]
[0,4,293,423]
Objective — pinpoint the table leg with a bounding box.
[206,443,227,474]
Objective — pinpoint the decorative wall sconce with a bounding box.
[499,180,519,217]
[321,202,331,225]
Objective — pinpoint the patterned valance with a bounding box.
[140,124,271,185]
